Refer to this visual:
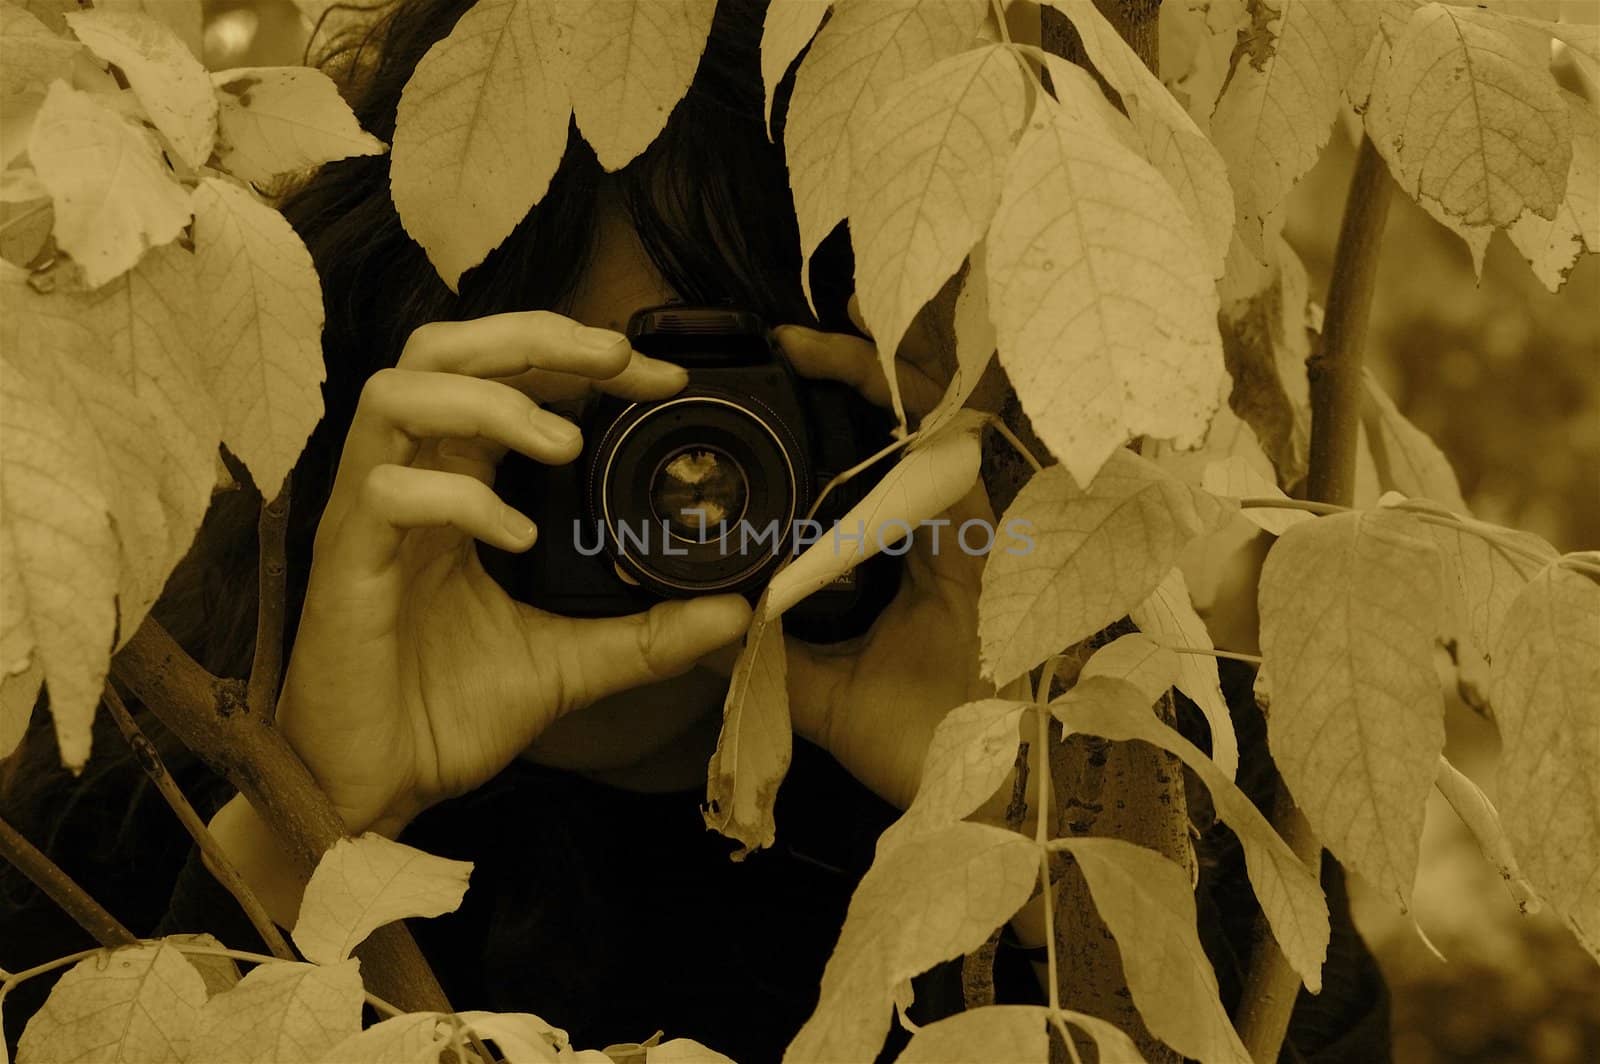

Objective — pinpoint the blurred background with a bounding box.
[112,1,1600,1060]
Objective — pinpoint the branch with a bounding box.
[111,618,452,1014]
[0,813,136,949]
[101,684,295,961]
[248,477,291,723]
[1237,135,1394,1062]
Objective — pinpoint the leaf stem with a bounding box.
[989,416,1045,473]
[1238,134,1394,1063]
[989,0,1014,44]
[1161,645,1264,666]
[102,684,295,960]
[1238,496,1345,516]
[248,477,291,724]
[1034,656,1065,1037]
[0,812,136,949]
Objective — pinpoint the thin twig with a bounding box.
[989,417,1045,473]
[1237,135,1394,1063]
[1035,658,1066,1047]
[0,813,136,948]
[249,477,292,723]
[101,685,295,960]
[1161,645,1265,665]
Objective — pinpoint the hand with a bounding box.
[276,311,752,835]
[773,302,993,809]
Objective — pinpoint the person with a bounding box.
[0,1,1389,1060]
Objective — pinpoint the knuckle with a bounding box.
[400,320,450,364]
[359,462,409,510]
[358,367,409,416]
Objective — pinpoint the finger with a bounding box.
[400,310,633,378]
[330,463,537,574]
[335,369,580,505]
[546,595,754,711]
[496,351,689,403]
[774,324,945,418]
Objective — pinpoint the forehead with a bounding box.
[559,184,682,335]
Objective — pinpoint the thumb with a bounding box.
[549,594,754,711]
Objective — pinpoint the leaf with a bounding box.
[1054,676,1329,993]
[192,176,326,499]
[0,1,81,96]
[1059,1009,1146,1063]
[291,833,473,966]
[1054,838,1250,1064]
[161,933,240,996]
[785,822,1039,1063]
[766,409,985,617]
[457,1011,569,1063]
[95,0,204,61]
[1128,567,1241,780]
[1208,0,1379,254]
[1201,455,1311,537]
[558,0,718,172]
[1216,233,1312,485]
[1490,561,1600,961]
[1079,633,1179,705]
[1368,2,1571,230]
[1433,754,1539,913]
[191,959,364,1064]
[317,1013,453,1064]
[213,66,385,187]
[848,44,1029,424]
[1361,371,1469,516]
[895,1004,1048,1063]
[1258,509,1446,907]
[0,653,41,760]
[27,80,191,288]
[702,601,789,859]
[876,697,1029,855]
[785,0,986,311]
[761,0,831,137]
[646,1038,738,1064]
[1045,0,1236,274]
[978,451,1236,687]
[65,8,215,169]
[16,941,208,1064]
[1508,89,1600,291]
[1412,508,1556,659]
[985,99,1225,486]
[390,0,571,290]
[915,242,995,439]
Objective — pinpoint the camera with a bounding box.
[478,303,903,644]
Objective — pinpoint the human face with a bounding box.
[517,182,736,781]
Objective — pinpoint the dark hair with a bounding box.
[1,0,851,946]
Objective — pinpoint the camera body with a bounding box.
[478,304,902,643]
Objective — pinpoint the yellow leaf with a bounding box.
[1202,454,1311,537]
[1209,0,1379,255]
[978,451,1236,686]
[897,1004,1049,1063]
[1079,632,1179,705]
[761,0,831,137]
[1509,89,1600,291]
[784,0,986,312]
[1491,560,1600,962]
[0,1,81,96]
[391,0,572,289]
[1053,837,1251,1064]
[557,0,718,172]
[1258,509,1446,908]
[94,0,204,61]
[213,66,386,187]
[1128,567,1241,780]
[65,8,216,169]
[1046,0,1236,274]
[291,833,473,966]
[317,1013,454,1064]
[192,176,326,499]
[786,822,1039,1062]
[1055,676,1329,994]
[1433,754,1540,914]
[914,242,996,440]
[191,960,364,1064]
[1369,2,1571,230]
[849,44,1029,425]
[17,942,208,1063]
[1361,370,1469,516]
[27,80,191,288]
[986,103,1225,485]
[703,599,790,859]
[765,409,984,618]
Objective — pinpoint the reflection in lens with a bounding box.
[649,445,749,543]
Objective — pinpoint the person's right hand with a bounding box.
[275,311,754,836]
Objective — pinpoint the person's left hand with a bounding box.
[772,302,995,810]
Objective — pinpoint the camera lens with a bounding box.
[649,445,749,543]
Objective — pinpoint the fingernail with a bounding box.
[501,510,536,542]
[637,357,689,388]
[534,412,581,448]
[575,325,628,353]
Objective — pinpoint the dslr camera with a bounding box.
[479,303,902,643]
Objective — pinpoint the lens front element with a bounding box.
[650,445,750,543]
